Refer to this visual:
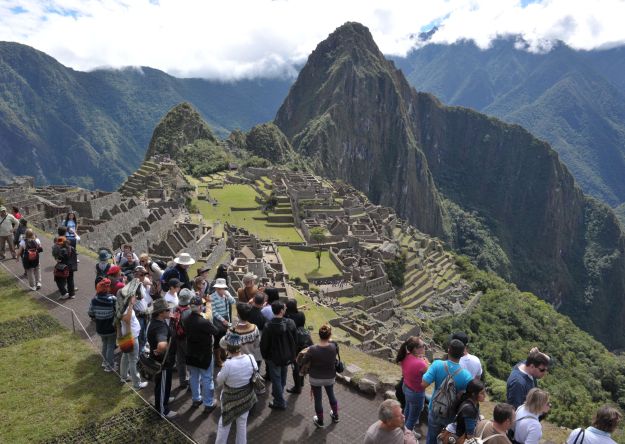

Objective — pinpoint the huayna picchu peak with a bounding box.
[276,22,625,349]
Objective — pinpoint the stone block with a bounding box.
[357,378,377,395]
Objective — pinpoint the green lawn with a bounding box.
[194,184,302,242]
[0,271,140,442]
[280,247,341,283]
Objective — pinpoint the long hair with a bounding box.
[395,336,422,363]
[453,379,485,413]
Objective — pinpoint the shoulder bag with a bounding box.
[247,354,266,394]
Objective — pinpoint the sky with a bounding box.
[1,0,624,80]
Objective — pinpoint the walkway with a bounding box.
[2,235,427,443]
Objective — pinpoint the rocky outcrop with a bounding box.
[245,123,295,163]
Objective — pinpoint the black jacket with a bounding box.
[260,317,297,366]
[248,306,267,332]
[184,312,218,370]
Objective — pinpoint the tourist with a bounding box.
[443,379,486,441]
[133,267,153,352]
[248,293,267,333]
[506,347,550,409]
[16,228,43,291]
[88,278,117,372]
[475,403,516,444]
[220,303,261,369]
[285,298,307,394]
[185,295,219,412]
[260,301,297,410]
[215,332,258,444]
[106,265,126,294]
[261,287,280,321]
[115,244,139,266]
[63,211,79,250]
[120,251,138,281]
[173,288,194,388]
[0,205,18,260]
[52,236,78,300]
[209,264,236,296]
[12,206,22,220]
[512,388,551,444]
[210,278,236,367]
[237,272,258,303]
[422,339,473,444]
[194,264,211,295]
[567,405,622,444]
[139,253,163,279]
[161,252,194,291]
[13,218,27,248]
[300,324,339,427]
[364,399,418,444]
[116,280,148,390]
[452,331,483,380]
[95,249,113,280]
[164,278,181,311]
[147,298,178,419]
[395,336,428,435]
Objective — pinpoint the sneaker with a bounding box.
[268,402,286,410]
[59,293,70,300]
[286,387,301,394]
[168,396,176,403]
[191,400,203,408]
[36,283,42,290]
[134,381,148,390]
[203,403,217,414]
[164,410,178,419]
[30,286,37,291]
[331,411,340,423]
[69,295,76,299]
[103,367,114,373]
[313,416,325,428]
[101,361,107,368]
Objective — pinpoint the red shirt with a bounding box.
[401,354,428,392]
[13,212,21,219]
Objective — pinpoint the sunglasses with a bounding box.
[537,367,548,373]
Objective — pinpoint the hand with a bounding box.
[222,319,229,326]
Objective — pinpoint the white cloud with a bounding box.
[0,0,624,80]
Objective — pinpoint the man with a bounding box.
[161,253,194,291]
[422,339,474,444]
[261,287,280,321]
[364,399,418,444]
[506,347,550,409]
[237,272,258,303]
[452,331,483,380]
[173,288,194,388]
[248,293,267,332]
[209,278,236,367]
[475,403,516,443]
[147,298,177,419]
[184,295,219,413]
[260,301,297,410]
[115,244,139,265]
[132,266,152,352]
[0,206,18,260]
[164,278,182,312]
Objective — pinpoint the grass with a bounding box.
[0,270,141,442]
[194,184,302,242]
[280,247,341,283]
[338,294,365,304]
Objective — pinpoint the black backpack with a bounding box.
[295,326,313,351]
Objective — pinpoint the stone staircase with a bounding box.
[119,160,160,196]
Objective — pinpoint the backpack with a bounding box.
[462,421,505,444]
[295,326,313,351]
[95,262,111,278]
[172,306,189,339]
[25,239,39,262]
[431,362,463,418]
[150,259,167,271]
[160,267,179,291]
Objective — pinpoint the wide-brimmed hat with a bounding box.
[133,265,148,275]
[98,250,112,261]
[178,288,194,306]
[213,278,228,289]
[174,253,195,266]
[152,298,170,315]
[196,263,211,275]
[242,272,257,284]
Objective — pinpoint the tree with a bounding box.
[309,227,326,269]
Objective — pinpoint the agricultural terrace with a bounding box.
[279,247,341,283]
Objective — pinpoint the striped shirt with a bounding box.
[210,291,235,323]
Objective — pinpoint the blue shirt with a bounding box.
[506,361,537,408]
[423,360,473,411]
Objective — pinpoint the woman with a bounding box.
[567,405,622,444]
[215,333,257,444]
[52,236,77,300]
[63,211,79,249]
[17,229,42,291]
[220,303,261,366]
[117,280,148,390]
[301,324,339,428]
[139,253,163,279]
[395,336,428,434]
[513,388,551,444]
[13,218,27,248]
[210,264,236,296]
[285,298,307,394]
[12,206,22,220]
[448,379,486,440]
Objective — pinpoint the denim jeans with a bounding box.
[189,360,215,407]
[403,383,425,431]
[120,338,141,388]
[426,408,454,444]
[266,361,288,408]
[100,333,116,370]
[215,410,249,444]
[137,315,147,352]
[311,384,338,422]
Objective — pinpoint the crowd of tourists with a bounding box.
[0,212,622,444]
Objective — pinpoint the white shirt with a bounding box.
[134,285,153,314]
[460,353,483,379]
[19,238,42,250]
[216,354,257,389]
[165,292,179,312]
[566,427,616,444]
[121,309,141,338]
[514,405,542,444]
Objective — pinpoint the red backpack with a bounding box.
[26,239,39,262]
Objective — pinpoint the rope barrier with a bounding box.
[0,260,197,444]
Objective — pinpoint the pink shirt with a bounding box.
[401,354,428,392]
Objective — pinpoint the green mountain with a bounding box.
[0,42,291,190]
[275,22,625,349]
[394,39,625,209]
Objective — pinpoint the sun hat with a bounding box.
[174,253,195,266]
[178,288,194,306]
[133,265,148,274]
[196,263,211,275]
[98,250,112,261]
[152,298,170,315]
[242,272,257,284]
[213,278,228,289]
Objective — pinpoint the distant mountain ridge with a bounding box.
[394,39,625,209]
[0,42,292,190]
[275,22,625,349]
